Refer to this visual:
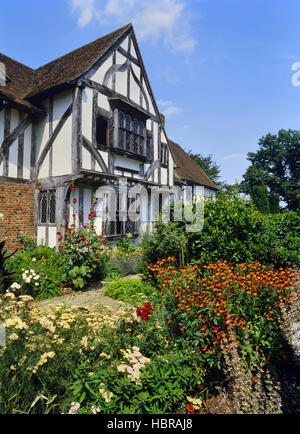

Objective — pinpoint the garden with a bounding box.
[0,191,300,414]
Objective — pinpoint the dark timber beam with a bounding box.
[82,136,108,173]
[0,111,31,167]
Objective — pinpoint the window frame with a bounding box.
[39,190,56,225]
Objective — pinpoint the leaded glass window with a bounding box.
[39,190,56,224]
[125,114,131,151]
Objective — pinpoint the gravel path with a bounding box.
[35,274,142,312]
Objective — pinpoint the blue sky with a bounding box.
[1,0,299,184]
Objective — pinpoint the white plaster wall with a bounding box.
[129,71,140,105]
[161,167,168,185]
[35,101,50,178]
[82,87,93,142]
[99,150,109,167]
[48,226,57,248]
[53,91,72,130]
[120,36,129,51]
[37,226,46,245]
[114,155,141,172]
[52,116,72,176]
[81,147,91,171]
[130,43,138,59]
[83,188,92,224]
[168,152,174,187]
[8,109,19,178]
[90,55,113,86]
[23,124,32,179]
[98,93,110,112]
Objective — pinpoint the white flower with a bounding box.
[33,275,40,280]
[32,258,37,262]
[35,282,39,287]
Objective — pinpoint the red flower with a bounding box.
[80,236,86,242]
[95,254,99,259]
[102,240,107,245]
[73,198,77,204]
[187,404,195,414]
[70,186,76,191]
[59,245,65,251]
[136,302,153,321]
[86,243,91,248]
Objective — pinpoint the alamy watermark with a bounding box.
[0,323,5,347]
[291,62,300,87]
[95,178,205,233]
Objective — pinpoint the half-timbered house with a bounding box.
[0,23,218,249]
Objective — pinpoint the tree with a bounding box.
[251,184,270,214]
[187,151,222,187]
[240,129,300,212]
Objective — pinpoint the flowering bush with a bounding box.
[58,188,108,289]
[136,302,153,321]
[0,293,205,414]
[5,245,64,300]
[147,258,299,369]
[0,292,129,414]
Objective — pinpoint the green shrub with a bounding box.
[0,241,16,294]
[188,193,300,267]
[5,245,64,300]
[104,279,157,305]
[141,219,187,267]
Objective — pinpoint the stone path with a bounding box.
[35,274,142,312]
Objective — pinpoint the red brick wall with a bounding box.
[0,182,35,250]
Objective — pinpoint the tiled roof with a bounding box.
[168,140,218,190]
[0,24,132,112]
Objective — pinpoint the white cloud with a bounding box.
[70,0,196,54]
[223,153,247,161]
[71,0,96,27]
[157,99,182,116]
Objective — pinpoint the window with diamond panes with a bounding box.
[125,114,131,151]
[39,190,56,224]
[119,111,125,148]
[115,110,145,157]
[146,134,152,160]
[103,189,140,236]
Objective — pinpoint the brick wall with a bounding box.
[0,182,35,250]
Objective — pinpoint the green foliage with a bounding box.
[104,279,157,305]
[269,192,280,214]
[17,232,37,251]
[5,245,64,300]
[71,349,205,414]
[0,241,16,294]
[141,219,187,267]
[58,226,109,289]
[188,192,300,267]
[241,129,300,212]
[251,184,270,214]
